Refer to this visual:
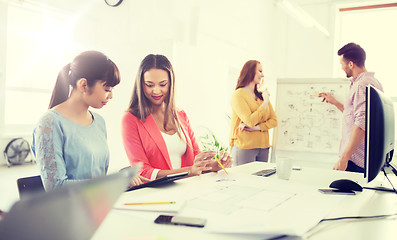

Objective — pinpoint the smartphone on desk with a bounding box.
[154,215,206,228]
[253,168,276,177]
[318,189,356,195]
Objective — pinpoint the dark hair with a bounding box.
[337,42,366,67]
[235,60,263,100]
[128,54,182,136]
[48,51,120,109]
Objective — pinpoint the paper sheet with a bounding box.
[174,173,345,236]
[113,172,345,236]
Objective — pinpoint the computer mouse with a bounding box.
[329,179,363,192]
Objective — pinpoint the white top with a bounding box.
[150,132,187,180]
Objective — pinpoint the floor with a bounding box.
[0,162,39,211]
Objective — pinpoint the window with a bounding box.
[2,2,95,135]
[335,2,397,140]
[336,2,397,98]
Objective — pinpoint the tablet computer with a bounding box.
[127,172,189,191]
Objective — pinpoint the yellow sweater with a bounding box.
[229,88,278,149]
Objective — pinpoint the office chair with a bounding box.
[17,175,45,200]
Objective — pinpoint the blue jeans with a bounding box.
[346,160,364,173]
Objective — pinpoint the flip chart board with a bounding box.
[271,78,349,165]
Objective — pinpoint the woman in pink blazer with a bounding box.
[122,54,232,180]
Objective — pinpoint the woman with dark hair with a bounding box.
[33,51,136,191]
[122,54,232,180]
[229,60,277,166]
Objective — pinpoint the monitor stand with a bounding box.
[363,164,397,193]
[363,186,396,193]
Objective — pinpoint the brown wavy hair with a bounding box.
[235,60,263,100]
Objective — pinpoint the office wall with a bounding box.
[0,0,288,170]
[100,0,288,171]
[2,0,370,170]
[279,1,335,78]
[280,0,386,77]
[0,1,7,165]
[275,0,397,168]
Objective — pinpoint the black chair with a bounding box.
[17,175,45,200]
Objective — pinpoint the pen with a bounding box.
[124,201,176,205]
[214,155,228,174]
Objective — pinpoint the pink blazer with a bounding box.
[121,109,201,179]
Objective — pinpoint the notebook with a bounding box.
[0,167,138,240]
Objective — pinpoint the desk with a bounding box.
[93,162,397,240]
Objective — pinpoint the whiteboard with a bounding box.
[271,78,349,166]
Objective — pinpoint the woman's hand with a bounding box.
[129,175,150,188]
[189,151,216,176]
[238,123,260,132]
[261,88,270,104]
[208,150,233,172]
[237,123,247,131]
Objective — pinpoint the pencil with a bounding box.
[214,155,228,174]
[311,94,320,97]
[124,201,176,205]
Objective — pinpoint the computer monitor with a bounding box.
[364,85,396,183]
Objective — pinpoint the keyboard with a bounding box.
[253,168,276,177]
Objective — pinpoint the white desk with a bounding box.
[93,162,397,240]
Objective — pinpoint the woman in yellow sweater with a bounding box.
[229,60,278,166]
